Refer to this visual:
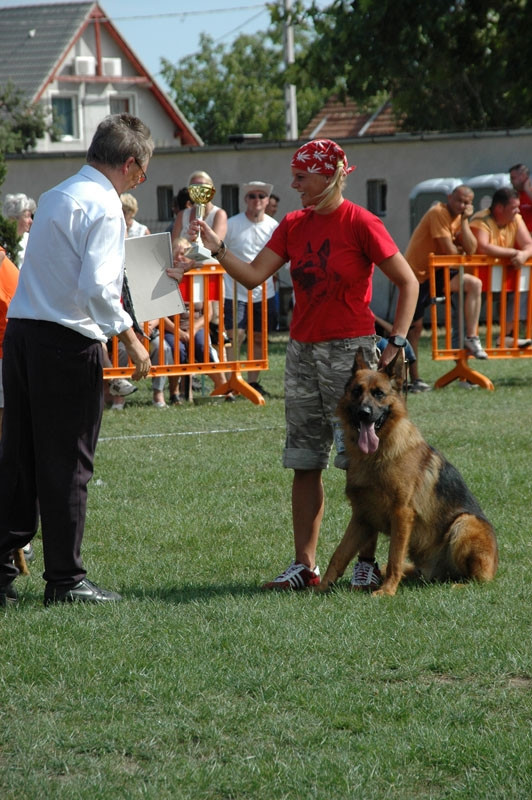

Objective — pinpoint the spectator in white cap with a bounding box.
[223,180,278,396]
[3,193,36,266]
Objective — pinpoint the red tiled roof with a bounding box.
[301,97,400,140]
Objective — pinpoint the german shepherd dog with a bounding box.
[319,350,498,596]
[13,549,29,576]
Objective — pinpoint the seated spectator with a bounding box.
[146,320,176,407]
[102,344,138,410]
[2,193,35,266]
[149,238,234,405]
[120,193,151,238]
[405,185,486,385]
[470,187,532,347]
[148,310,233,405]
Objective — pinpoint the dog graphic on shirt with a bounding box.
[291,240,340,306]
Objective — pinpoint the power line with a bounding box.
[212,9,268,44]
[108,5,268,23]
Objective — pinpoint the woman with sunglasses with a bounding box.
[223,180,279,396]
[186,139,418,592]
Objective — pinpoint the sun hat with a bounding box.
[242,180,273,197]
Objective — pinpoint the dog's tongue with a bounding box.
[358,421,379,454]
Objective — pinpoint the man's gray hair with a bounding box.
[3,193,35,219]
[87,114,154,168]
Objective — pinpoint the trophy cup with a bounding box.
[187,183,216,263]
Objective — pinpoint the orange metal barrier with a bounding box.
[428,254,532,390]
[104,265,269,405]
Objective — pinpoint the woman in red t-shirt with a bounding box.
[187,139,419,591]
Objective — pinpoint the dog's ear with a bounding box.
[380,350,407,392]
[353,347,370,374]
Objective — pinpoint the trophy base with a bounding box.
[187,242,213,263]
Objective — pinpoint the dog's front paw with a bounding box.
[372,584,397,597]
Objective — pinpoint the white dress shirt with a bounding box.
[8,164,132,341]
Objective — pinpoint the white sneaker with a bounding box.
[350,559,382,591]
[496,336,532,349]
[262,560,321,590]
[109,378,138,397]
[464,336,488,359]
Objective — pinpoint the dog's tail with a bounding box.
[449,514,498,582]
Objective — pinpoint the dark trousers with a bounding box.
[0,319,103,587]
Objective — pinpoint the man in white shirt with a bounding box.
[224,181,278,396]
[0,114,153,607]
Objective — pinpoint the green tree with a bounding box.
[0,153,17,262]
[298,0,532,132]
[0,82,48,153]
[161,23,327,144]
[0,82,48,259]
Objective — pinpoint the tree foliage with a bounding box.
[0,82,48,154]
[161,20,328,145]
[0,217,19,263]
[298,0,532,132]
[0,83,48,257]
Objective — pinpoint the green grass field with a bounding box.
[2,332,532,799]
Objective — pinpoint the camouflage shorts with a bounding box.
[282,336,378,471]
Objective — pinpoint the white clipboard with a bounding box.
[124,232,185,322]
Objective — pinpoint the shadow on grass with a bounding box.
[13,575,464,608]
[121,582,266,605]
[490,375,532,388]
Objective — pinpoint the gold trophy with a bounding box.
[187,183,216,263]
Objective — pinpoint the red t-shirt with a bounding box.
[266,199,398,342]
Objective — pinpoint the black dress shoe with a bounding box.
[44,578,122,606]
[0,581,18,607]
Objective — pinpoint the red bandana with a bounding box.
[291,139,355,176]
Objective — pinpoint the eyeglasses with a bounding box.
[134,158,147,184]
[247,193,267,200]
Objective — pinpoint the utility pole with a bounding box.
[283,0,298,140]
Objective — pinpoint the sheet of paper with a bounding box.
[124,232,185,322]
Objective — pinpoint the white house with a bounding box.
[0,1,202,156]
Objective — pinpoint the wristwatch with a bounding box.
[389,334,407,348]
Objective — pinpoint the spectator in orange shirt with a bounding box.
[470,187,532,347]
[405,185,486,392]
